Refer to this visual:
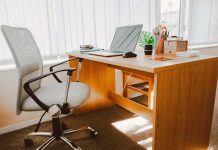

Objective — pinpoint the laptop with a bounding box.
[87,24,143,57]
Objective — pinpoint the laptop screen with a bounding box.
[110,24,143,52]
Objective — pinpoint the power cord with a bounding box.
[34,111,46,132]
[123,73,132,90]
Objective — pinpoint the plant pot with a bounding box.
[144,45,153,55]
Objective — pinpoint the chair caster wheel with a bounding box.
[24,138,33,147]
[90,130,98,137]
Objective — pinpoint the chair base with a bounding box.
[24,117,98,150]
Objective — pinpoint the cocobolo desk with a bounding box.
[69,51,218,150]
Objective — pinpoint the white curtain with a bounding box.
[160,0,218,45]
[187,0,218,45]
[0,0,156,65]
[176,0,218,45]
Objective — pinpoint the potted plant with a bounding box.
[138,31,155,55]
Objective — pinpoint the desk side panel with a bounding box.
[69,56,115,114]
[153,60,218,150]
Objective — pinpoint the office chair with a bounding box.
[1,25,97,150]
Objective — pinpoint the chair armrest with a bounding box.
[49,58,79,83]
[23,68,76,112]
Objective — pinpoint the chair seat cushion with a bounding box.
[22,82,90,111]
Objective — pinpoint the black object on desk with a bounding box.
[144,50,152,55]
[123,51,137,58]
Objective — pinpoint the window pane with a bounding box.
[209,0,218,43]
[189,0,212,44]
[160,0,181,36]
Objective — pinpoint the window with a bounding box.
[160,0,181,36]
[160,0,218,45]
[187,0,218,45]
[0,0,156,66]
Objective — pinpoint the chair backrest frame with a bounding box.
[1,25,43,114]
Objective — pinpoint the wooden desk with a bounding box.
[69,50,218,150]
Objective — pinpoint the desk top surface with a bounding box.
[69,50,218,73]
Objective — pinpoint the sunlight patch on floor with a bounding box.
[112,116,153,149]
[112,116,149,133]
[134,124,153,134]
[137,137,153,149]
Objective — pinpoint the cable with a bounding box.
[34,111,46,132]
[123,73,132,90]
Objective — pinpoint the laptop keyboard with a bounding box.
[101,50,123,53]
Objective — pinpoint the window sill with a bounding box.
[189,43,218,49]
[0,64,15,71]
[43,58,68,66]
[0,58,68,72]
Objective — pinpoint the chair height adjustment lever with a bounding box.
[61,103,70,114]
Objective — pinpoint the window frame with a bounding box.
[159,0,218,46]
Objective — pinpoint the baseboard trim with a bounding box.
[0,115,51,135]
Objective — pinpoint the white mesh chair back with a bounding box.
[1,25,43,114]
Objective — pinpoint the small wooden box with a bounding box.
[164,40,188,54]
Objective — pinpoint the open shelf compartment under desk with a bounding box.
[123,71,154,110]
[128,82,149,96]
[130,94,149,107]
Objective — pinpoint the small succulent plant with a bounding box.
[138,31,154,48]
